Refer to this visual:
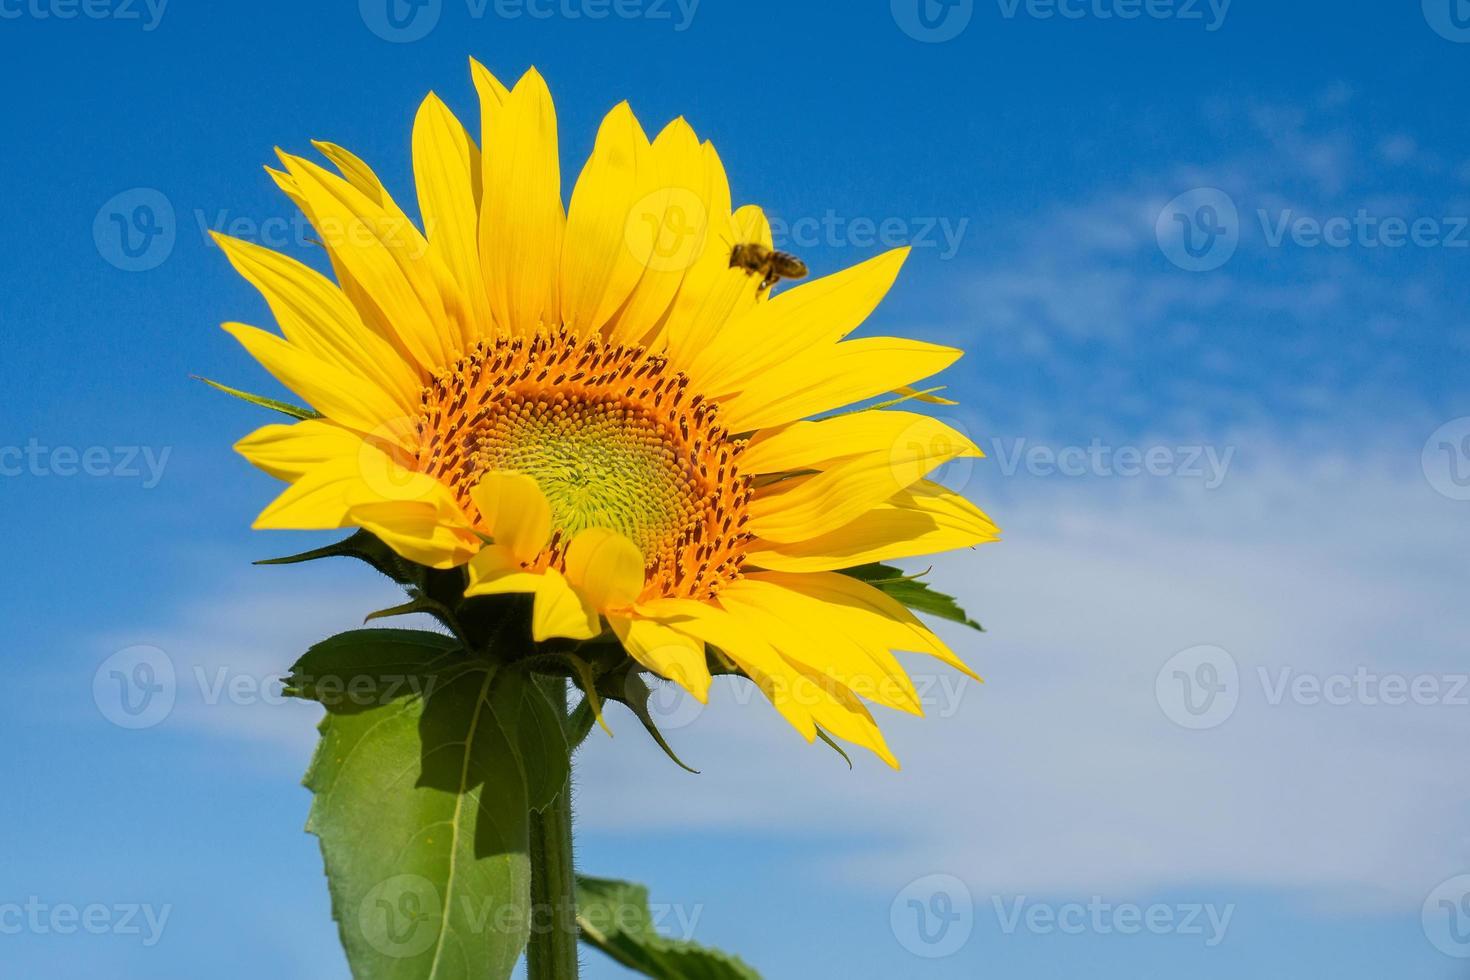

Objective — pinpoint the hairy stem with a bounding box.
[526,676,579,980]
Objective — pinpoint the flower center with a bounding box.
[415,329,753,599]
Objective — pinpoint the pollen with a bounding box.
[415,328,754,599]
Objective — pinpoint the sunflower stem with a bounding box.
[527,676,580,980]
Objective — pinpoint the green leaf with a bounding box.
[576,876,761,980]
[841,563,984,632]
[296,629,535,980]
[194,375,322,420]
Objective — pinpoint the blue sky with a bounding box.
[3,1,1469,977]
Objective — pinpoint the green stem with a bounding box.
[527,676,580,980]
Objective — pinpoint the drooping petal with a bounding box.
[750,569,980,679]
[608,615,711,702]
[718,578,922,715]
[468,471,552,564]
[530,568,600,641]
[562,527,646,610]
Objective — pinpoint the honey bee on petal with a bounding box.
[728,242,809,292]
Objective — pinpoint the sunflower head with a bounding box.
[219,62,998,767]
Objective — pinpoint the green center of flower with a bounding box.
[466,393,701,562]
[415,329,755,598]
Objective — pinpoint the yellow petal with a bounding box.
[531,568,600,641]
[468,471,552,564]
[234,419,363,481]
[634,597,815,739]
[747,480,999,572]
[478,67,564,337]
[718,579,921,715]
[350,497,480,569]
[465,543,546,596]
[742,409,979,475]
[719,338,963,433]
[608,615,711,702]
[750,569,980,680]
[560,101,652,336]
[279,150,472,371]
[688,247,910,397]
[413,92,494,343]
[211,233,421,415]
[221,322,409,445]
[663,202,769,364]
[252,458,364,530]
[747,414,983,543]
[604,117,712,347]
[563,528,646,610]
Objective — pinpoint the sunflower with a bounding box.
[219,62,998,767]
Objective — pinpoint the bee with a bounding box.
[728,242,808,292]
